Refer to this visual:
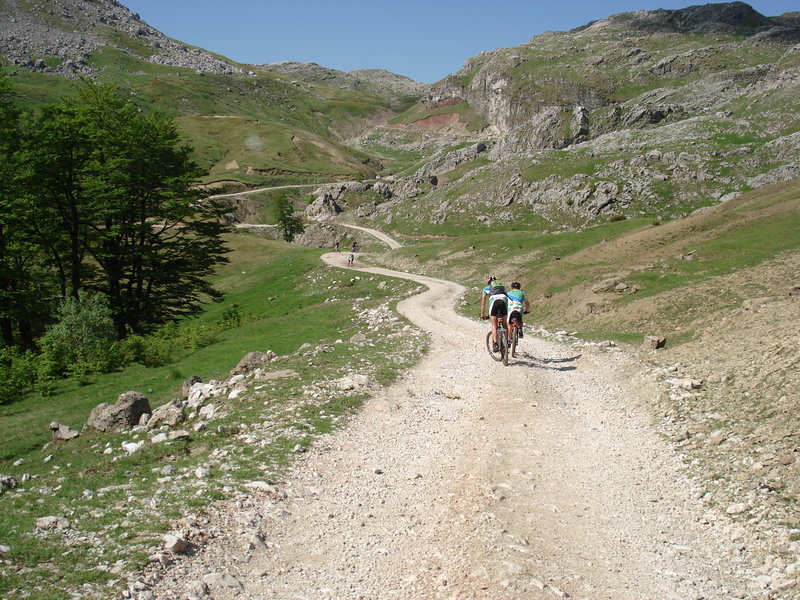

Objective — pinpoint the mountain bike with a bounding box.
[507,309,529,358]
[485,320,509,366]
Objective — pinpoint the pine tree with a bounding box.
[274,195,305,242]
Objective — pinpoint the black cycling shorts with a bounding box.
[489,300,508,317]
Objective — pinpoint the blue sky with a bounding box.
[120,1,799,83]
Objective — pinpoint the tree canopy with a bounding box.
[1,76,230,345]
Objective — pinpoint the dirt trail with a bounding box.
[145,231,757,600]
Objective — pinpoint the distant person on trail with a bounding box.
[347,253,354,267]
[334,240,340,252]
[507,281,530,338]
[480,276,508,353]
[351,240,358,252]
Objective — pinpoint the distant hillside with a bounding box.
[262,61,427,98]
[0,0,422,186]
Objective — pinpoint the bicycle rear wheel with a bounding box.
[486,331,502,362]
[510,326,518,358]
[500,329,509,366]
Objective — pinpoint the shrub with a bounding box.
[0,347,38,404]
[38,291,117,379]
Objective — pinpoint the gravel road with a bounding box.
[140,248,759,600]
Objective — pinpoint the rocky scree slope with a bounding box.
[347,2,799,232]
[0,0,244,77]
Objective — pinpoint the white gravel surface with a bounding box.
[137,251,763,600]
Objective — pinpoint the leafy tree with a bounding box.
[0,71,54,348]
[18,80,230,337]
[274,195,304,242]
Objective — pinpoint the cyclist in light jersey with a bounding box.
[480,276,508,352]
[506,281,530,337]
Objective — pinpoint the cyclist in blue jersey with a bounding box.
[507,281,530,337]
[480,276,508,353]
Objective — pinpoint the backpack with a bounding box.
[490,284,506,296]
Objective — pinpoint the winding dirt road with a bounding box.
[146,228,757,600]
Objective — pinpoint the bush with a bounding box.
[38,291,118,379]
[0,347,38,404]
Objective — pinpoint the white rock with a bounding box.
[228,389,244,400]
[202,572,244,593]
[195,467,211,479]
[0,544,10,553]
[151,433,168,444]
[727,502,749,514]
[163,533,188,553]
[198,404,216,419]
[35,516,70,530]
[121,441,141,455]
[244,481,277,493]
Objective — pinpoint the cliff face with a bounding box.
[423,2,799,157]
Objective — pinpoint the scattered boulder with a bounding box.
[49,422,81,441]
[187,382,217,408]
[202,572,244,595]
[87,392,152,432]
[334,373,377,391]
[592,277,622,293]
[121,441,142,455]
[163,533,189,553]
[181,376,203,398]
[0,475,17,494]
[35,516,70,530]
[230,351,276,377]
[147,399,186,428]
[672,378,703,390]
[644,335,667,349]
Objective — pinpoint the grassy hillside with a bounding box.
[7,47,404,185]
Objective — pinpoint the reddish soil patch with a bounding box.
[387,112,462,132]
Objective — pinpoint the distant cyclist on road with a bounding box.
[507,281,531,337]
[480,276,508,353]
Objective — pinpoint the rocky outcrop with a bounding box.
[305,194,343,221]
[0,0,244,78]
[419,3,797,158]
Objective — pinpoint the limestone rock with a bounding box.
[87,392,151,432]
[163,533,188,553]
[49,422,80,441]
[230,351,276,377]
[181,376,203,398]
[147,399,185,428]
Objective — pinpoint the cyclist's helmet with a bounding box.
[486,276,496,285]
[511,281,521,289]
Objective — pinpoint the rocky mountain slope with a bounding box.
[261,61,428,97]
[341,2,799,233]
[0,0,242,76]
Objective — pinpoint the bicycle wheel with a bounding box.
[510,326,518,358]
[500,329,509,366]
[486,331,502,362]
